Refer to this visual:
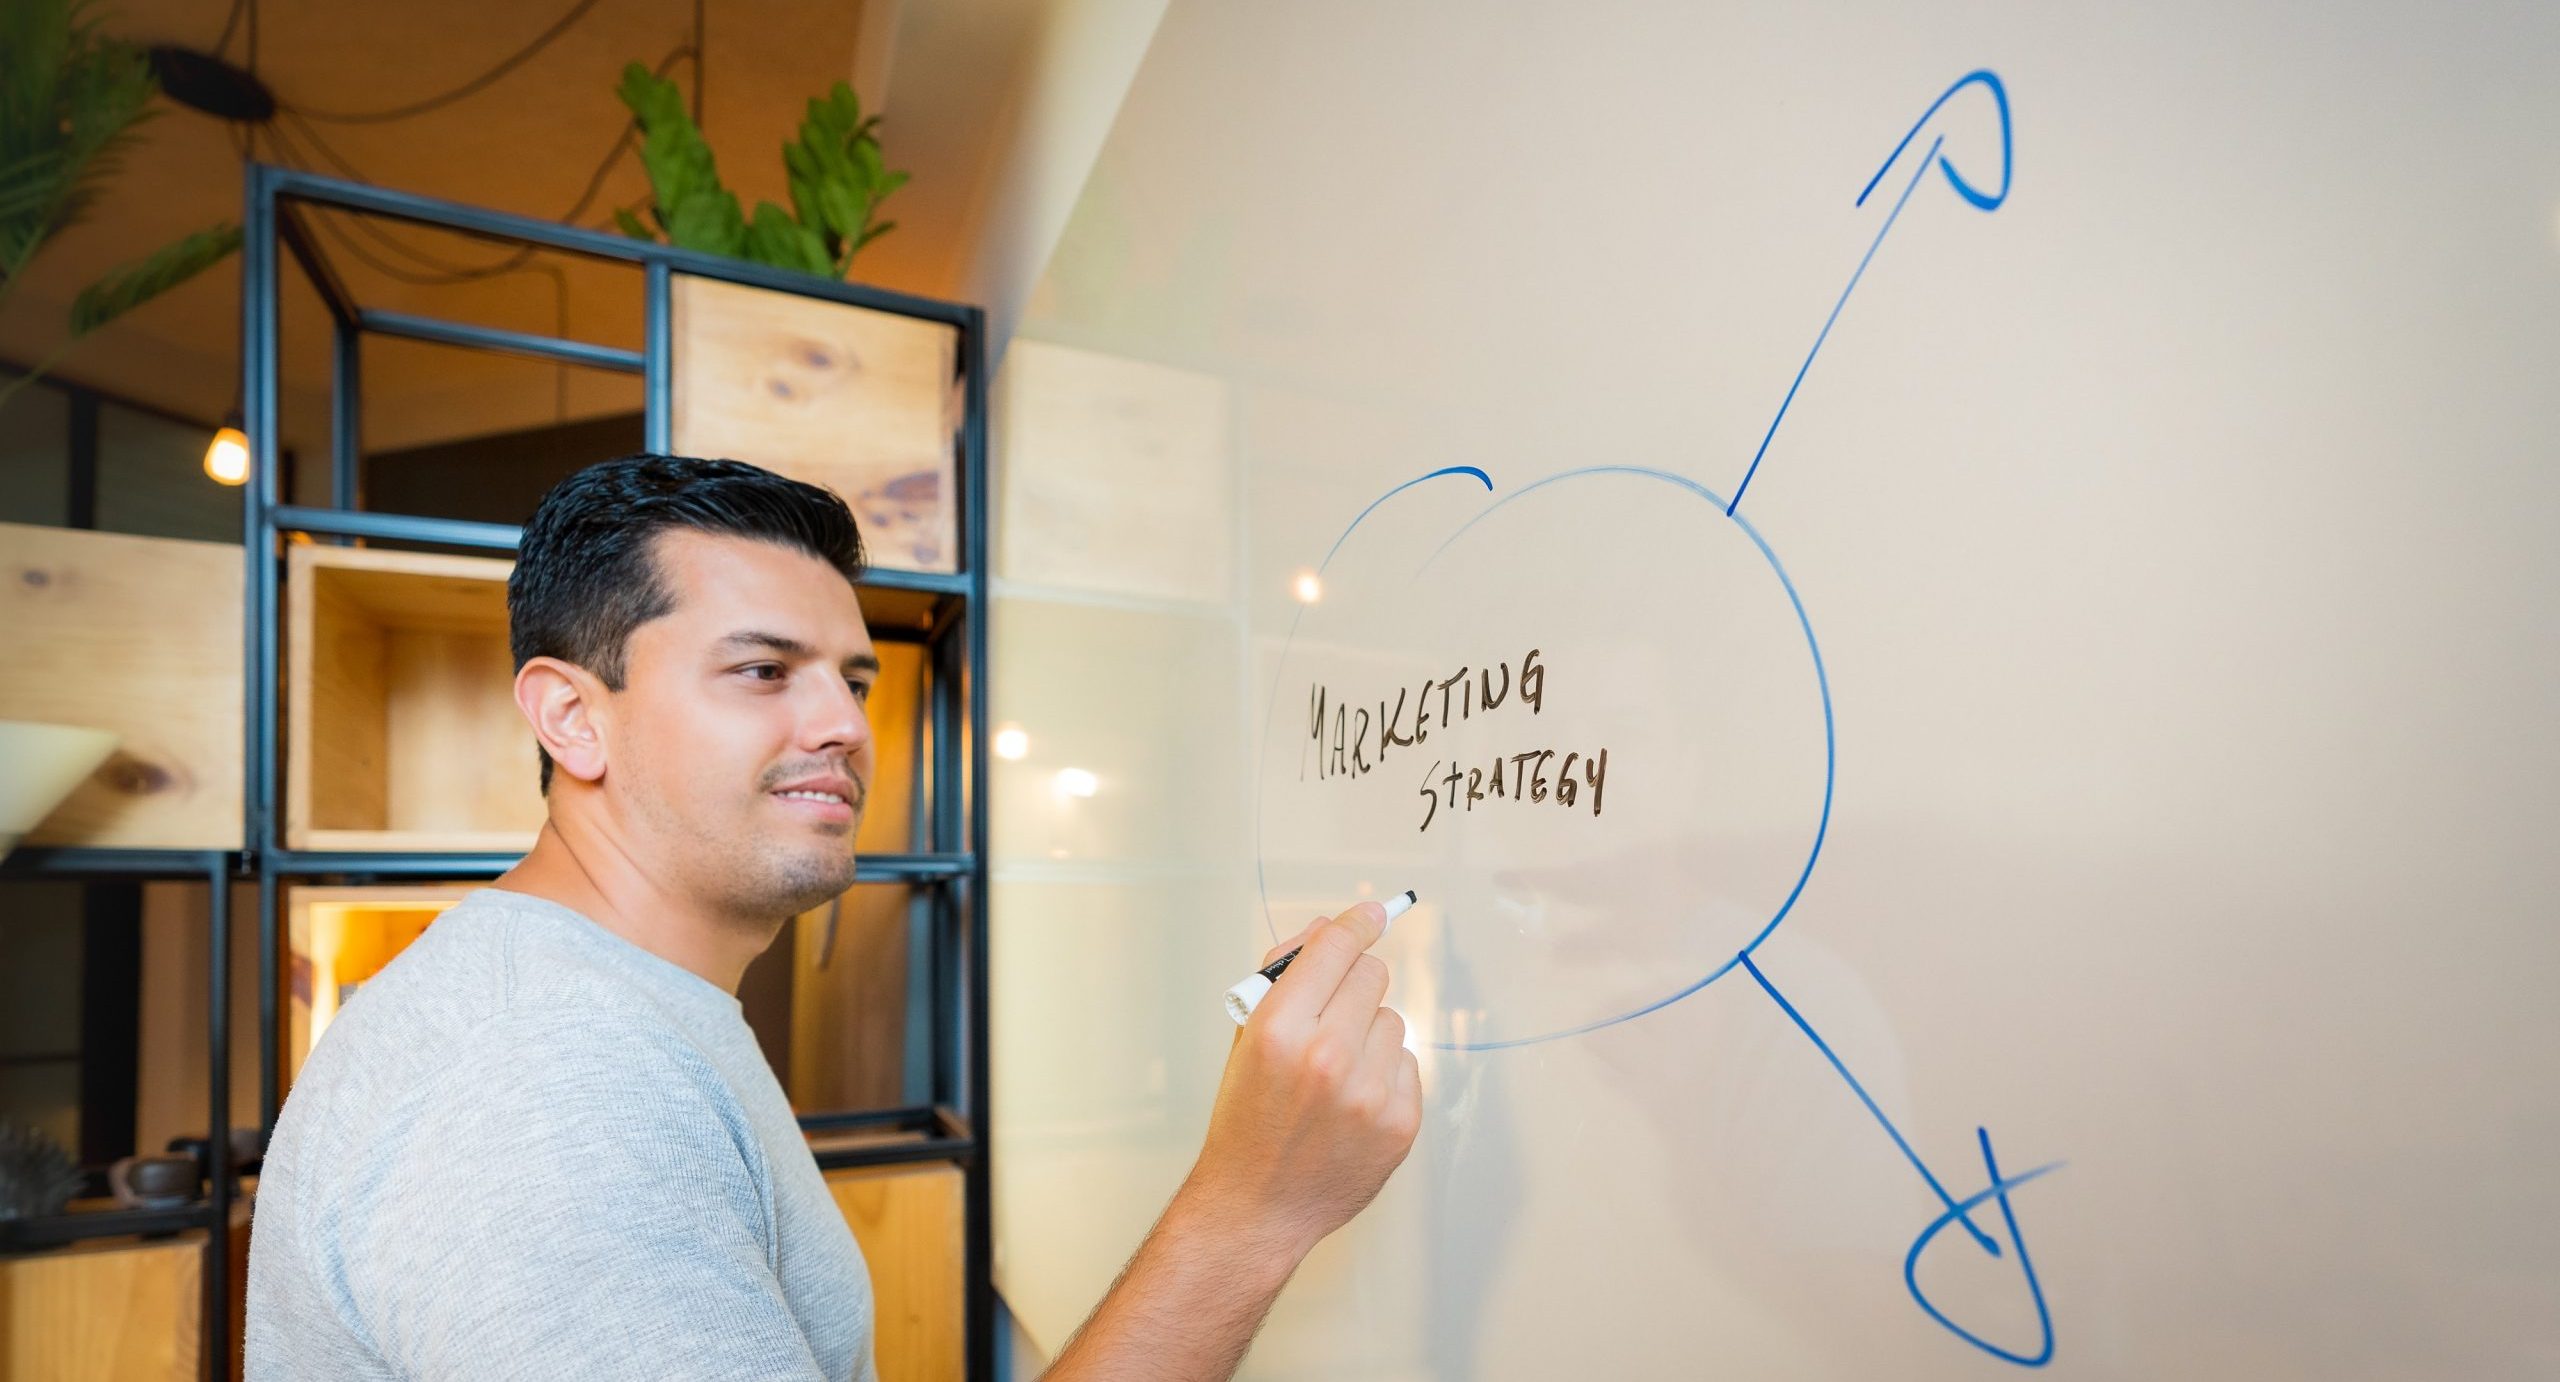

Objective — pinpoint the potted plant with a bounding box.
[611,64,906,279]
[1,0,240,407]
[614,65,957,573]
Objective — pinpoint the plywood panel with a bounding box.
[135,880,262,1161]
[854,640,926,856]
[785,887,911,1112]
[826,1163,964,1382]
[383,628,542,836]
[0,522,242,848]
[297,568,389,841]
[318,550,515,630]
[0,1231,204,1380]
[671,275,962,574]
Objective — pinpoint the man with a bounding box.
[246,455,1421,1380]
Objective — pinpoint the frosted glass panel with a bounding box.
[991,2,2560,1377]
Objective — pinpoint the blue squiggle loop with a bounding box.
[1858,68,2013,212]
[1904,1129,2062,1367]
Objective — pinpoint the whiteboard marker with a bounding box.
[1224,889,1416,1025]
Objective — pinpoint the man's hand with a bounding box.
[1183,900,1423,1260]
[1043,902,1423,1381]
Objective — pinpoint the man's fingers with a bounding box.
[1261,900,1389,1023]
[1360,1006,1407,1073]
[1322,952,1391,1033]
[1261,916,1324,968]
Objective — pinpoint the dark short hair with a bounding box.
[509,453,867,792]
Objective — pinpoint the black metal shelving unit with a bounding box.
[0,846,241,1382]
[262,161,994,1378]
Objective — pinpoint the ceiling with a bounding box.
[0,0,1092,453]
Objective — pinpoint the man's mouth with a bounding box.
[768,775,862,823]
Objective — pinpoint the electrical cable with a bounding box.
[264,90,699,423]
[270,44,690,282]
[285,0,609,126]
[244,4,705,421]
[212,0,247,60]
[245,0,260,159]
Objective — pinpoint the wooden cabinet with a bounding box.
[827,1163,965,1382]
[284,544,539,852]
[671,275,963,574]
[0,522,242,849]
[0,1203,247,1382]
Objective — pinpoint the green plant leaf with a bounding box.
[815,180,864,243]
[745,199,830,275]
[0,0,157,287]
[69,221,238,334]
[784,144,831,233]
[665,187,745,257]
[0,150,69,226]
[815,81,860,136]
[619,60,743,255]
[611,206,654,241]
[610,61,900,275]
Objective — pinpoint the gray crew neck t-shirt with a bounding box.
[246,887,876,1381]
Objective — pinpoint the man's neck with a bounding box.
[495,817,779,996]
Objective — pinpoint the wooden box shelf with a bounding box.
[827,1162,964,1382]
[0,522,244,849]
[285,543,541,853]
[0,1200,250,1381]
[672,274,963,575]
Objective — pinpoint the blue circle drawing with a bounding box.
[1255,462,1836,1051]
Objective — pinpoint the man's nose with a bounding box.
[805,674,873,755]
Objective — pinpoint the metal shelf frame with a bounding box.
[234,163,995,1379]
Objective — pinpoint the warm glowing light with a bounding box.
[203,426,250,486]
[993,725,1030,760]
[1292,570,1322,604]
[1052,767,1099,798]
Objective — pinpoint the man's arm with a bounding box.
[1046,899,1422,1381]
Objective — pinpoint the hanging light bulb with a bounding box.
[203,412,249,486]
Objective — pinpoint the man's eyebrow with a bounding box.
[715,630,880,674]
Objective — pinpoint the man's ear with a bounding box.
[515,656,610,787]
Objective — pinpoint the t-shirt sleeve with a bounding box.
[320,1005,828,1382]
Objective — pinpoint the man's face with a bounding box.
[606,529,879,921]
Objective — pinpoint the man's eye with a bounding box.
[848,680,873,704]
[742,664,785,682]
